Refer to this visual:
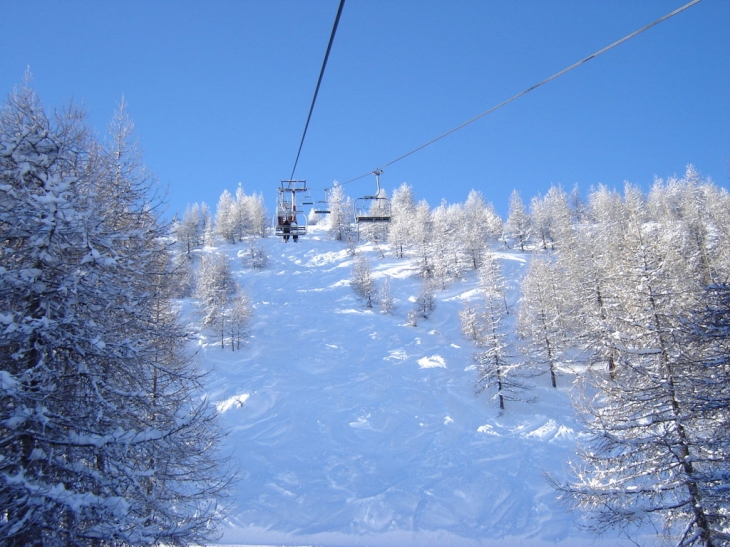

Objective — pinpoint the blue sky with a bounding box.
[1,1,728,218]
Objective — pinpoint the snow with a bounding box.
[195,227,626,547]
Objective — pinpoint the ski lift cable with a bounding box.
[289,0,347,181]
[340,0,702,186]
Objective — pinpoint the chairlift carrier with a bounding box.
[313,187,331,215]
[275,180,309,238]
[354,169,391,223]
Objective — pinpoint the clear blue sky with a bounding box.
[1,1,728,218]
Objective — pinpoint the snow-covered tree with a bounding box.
[351,254,377,309]
[0,83,225,546]
[327,182,351,241]
[503,189,531,251]
[530,186,573,250]
[462,254,531,411]
[460,189,502,269]
[241,190,267,238]
[196,252,236,347]
[430,200,464,289]
[215,189,236,243]
[241,239,269,270]
[379,276,396,314]
[388,182,416,259]
[175,202,203,254]
[557,180,730,546]
[517,256,570,387]
[412,200,433,278]
[228,286,252,351]
[413,276,437,320]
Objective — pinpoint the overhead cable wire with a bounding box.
[290,0,346,181]
[341,0,702,186]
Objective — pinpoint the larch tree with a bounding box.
[0,84,226,546]
[388,182,416,259]
[503,189,531,251]
[430,201,464,289]
[675,283,730,544]
[558,181,729,547]
[379,276,396,315]
[462,254,531,411]
[214,189,236,243]
[460,189,501,270]
[412,199,433,278]
[327,182,351,242]
[227,285,252,351]
[517,256,570,388]
[350,253,377,309]
[196,252,237,348]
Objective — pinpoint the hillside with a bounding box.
[195,227,622,547]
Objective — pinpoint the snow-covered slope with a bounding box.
[195,228,618,547]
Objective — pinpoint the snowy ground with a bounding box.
[193,227,633,547]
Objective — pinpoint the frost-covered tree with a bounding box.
[228,286,252,351]
[379,276,396,314]
[241,240,269,270]
[215,189,236,243]
[351,254,377,308]
[327,182,351,241]
[412,200,433,278]
[241,190,267,238]
[196,252,236,348]
[388,182,416,259]
[430,201,464,289]
[530,186,573,250]
[503,189,531,251]
[414,276,437,320]
[0,83,225,546]
[462,254,531,411]
[175,202,205,254]
[557,180,730,546]
[460,189,502,269]
[517,256,570,388]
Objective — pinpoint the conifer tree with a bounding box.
[503,189,531,251]
[388,182,416,259]
[462,254,530,411]
[351,254,377,308]
[517,257,569,387]
[558,181,728,547]
[460,189,501,269]
[327,182,351,241]
[0,84,226,546]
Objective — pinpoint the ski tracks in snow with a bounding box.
[198,231,592,546]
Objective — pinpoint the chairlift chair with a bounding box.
[275,180,309,240]
[354,169,391,223]
[313,187,332,215]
